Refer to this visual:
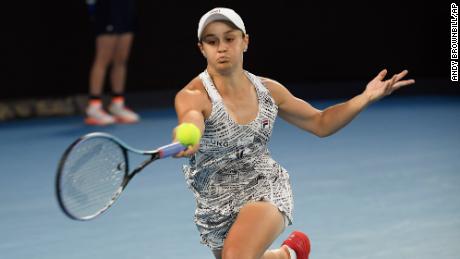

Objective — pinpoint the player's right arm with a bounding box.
[173,77,209,157]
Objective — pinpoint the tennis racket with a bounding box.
[55,132,185,221]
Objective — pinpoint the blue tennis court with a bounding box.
[1,95,459,259]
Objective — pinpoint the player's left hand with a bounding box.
[364,69,415,103]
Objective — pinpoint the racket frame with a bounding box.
[55,132,180,221]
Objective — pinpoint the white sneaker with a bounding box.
[85,104,116,125]
[108,103,140,124]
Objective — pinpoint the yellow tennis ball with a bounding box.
[176,123,201,146]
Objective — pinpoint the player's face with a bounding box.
[198,21,248,74]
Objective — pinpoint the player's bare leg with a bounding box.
[213,247,290,259]
[214,201,290,259]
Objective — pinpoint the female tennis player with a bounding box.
[173,7,415,259]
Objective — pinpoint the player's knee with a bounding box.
[222,244,257,259]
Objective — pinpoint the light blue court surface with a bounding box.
[0,95,459,259]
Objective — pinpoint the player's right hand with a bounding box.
[171,127,200,158]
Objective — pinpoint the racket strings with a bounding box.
[59,138,126,219]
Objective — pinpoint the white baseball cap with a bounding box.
[197,7,246,41]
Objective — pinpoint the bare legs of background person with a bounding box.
[86,33,140,125]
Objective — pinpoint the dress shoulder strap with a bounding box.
[198,70,222,103]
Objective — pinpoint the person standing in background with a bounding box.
[85,0,140,125]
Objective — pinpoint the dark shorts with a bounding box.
[92,0,137,36]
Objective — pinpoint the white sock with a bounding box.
[286,246,297,259]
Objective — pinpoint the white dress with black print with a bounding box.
[183,70,294,250]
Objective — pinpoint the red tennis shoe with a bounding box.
[282,231,311,259]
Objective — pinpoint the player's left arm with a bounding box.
[262,69,415,137]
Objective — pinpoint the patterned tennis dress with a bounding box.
[183,70,294,250]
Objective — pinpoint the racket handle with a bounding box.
[158,142,187,158]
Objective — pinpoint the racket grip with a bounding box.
[158,142,187,158]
